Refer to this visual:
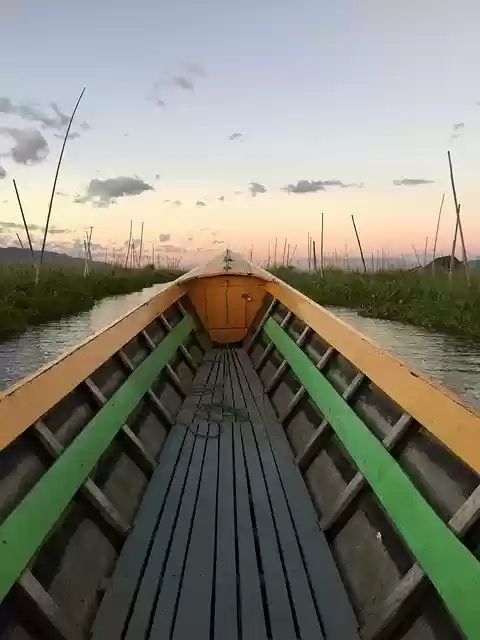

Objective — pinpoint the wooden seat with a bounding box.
[93,348,359,640]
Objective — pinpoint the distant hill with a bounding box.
[0,247,99,267]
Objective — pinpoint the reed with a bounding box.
[0,265,183,339]
[271,266,480,339]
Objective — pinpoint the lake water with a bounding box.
[0,289,479,413]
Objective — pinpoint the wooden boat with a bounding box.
[0,249,479,640]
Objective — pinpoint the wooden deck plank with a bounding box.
[92,352,217,639]
[228,349,298,640]
[235,347,361,640]
[148,359,222,638]
[212,349,240,640]
[225,351,268,640]
[172,354,223,639]
[231,349,326,640]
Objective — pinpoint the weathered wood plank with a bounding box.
[236,347,360,640]
[229,350,297,640]
[231,350,325,640]
[16,570,87,640]
[213,349,240,639]
[32,421,129,541]
[225,351,268,639]
[172,356,223,639]
[93,352,217,639]
[148,425,209,637]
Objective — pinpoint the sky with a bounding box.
[1,0,480,266]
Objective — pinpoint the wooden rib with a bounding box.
[267,279,480,474]
[320,413,413,531]
[17,570,87,640]
[32,421,129,540]
[361,483,480,640]
[254,310,293,371]
[159,313,198,370]
[0,316,193,603]
[84,377,157,477]
[141,329,187,396]
[0,282,185,451]
[116,349,174,426]
[279,346,335,424]
[296,372,365,472]
[243,297,278,352]
[265,325,311,393]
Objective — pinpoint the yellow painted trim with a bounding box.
[0,282,186,451]
[267,279,480,474]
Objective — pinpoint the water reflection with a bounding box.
[328,307,480,412]
[1,293,479,414]
[0,283,169,391]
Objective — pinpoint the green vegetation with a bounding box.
[0,265,182,339]
[272,266,480,339]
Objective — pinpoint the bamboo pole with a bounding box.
[87,227,93,262]
[282,238,287,267]
[320,213,324,279]
[124,220,132,268]
[401,253,407,269]
[152,242,155,267]
[371,252,374,272]
[423,236,428,267]
[447,150,469,283]
[273,237,278,267]
[412,244,421,267]
[351,214,366,273]
[40,87,86,269]
[16,233,23,248]
[312,240,317,271]
[432,193,445,275]
[267,238,271,268]
[307,233,311,272]
[290,244,297,266]
[286,243,290,266]
[139,221,144,267]
[83,231,90,277]
[12,179,35,263]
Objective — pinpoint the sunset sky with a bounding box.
[1,0,480,266]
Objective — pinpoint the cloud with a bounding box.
[155,173,161,180]
[157,244,187,254]
[393,178,435,187]
[74,176,154,207]
[229,133,244,141]
[155,98,166,108]
[56,191,69,197]
[453,122,464,131]
[171,75,194,91]
[282,179,362,194]
[196,200,206,207]
[249,182,267,197]
[0,127,49,164]
[0,164,6,179]
[212,239,225,244]
[159,233,171,242]
[234,190,243,195]
[80,121,90,131]
[187,235,194,242]
[164,199,172,205]
[0,97,69,130]
[0,220,69,234]
[53,131,80,140]
[186,63,205,76]
[217,196,225,202]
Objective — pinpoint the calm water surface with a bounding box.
[0,292,479,413]
[328,307,480,412]
[0,283,169,392]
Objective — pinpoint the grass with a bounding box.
[0,264,183,339]
[271,266,480,339]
